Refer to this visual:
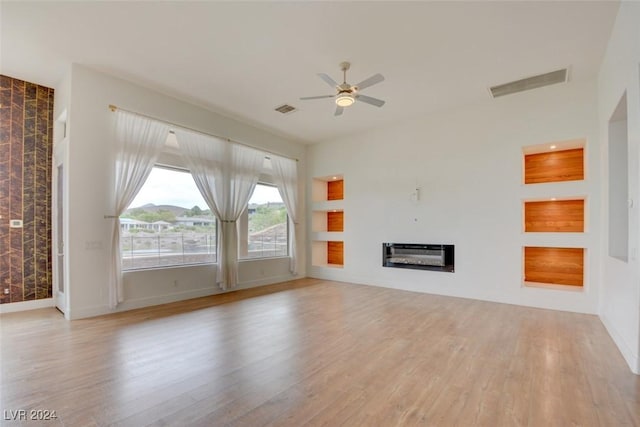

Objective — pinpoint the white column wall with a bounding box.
[598,2,640,374]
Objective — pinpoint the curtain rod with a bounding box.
[108,104,299,162]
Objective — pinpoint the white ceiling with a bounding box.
[1,1,619,144]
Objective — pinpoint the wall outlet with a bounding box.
[3,288,9,295]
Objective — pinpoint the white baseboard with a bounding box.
[68,287,221,319]
[67,276,299,320]
[235,274,298,290]
[308,268,347,283]
[0,298,55,314]
[66,304,112,320]
[600,313,640,375]
[117,287,220,312]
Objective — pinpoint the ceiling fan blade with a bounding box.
[318,73,339,88]
[355,73,384,91]
[335,106,344,116]
[355,94,385,107]
[300,95,335,100]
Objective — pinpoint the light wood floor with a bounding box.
[1,278,639,426]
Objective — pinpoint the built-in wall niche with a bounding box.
[523,139,585,184]
[311,174,345,269]
[312,174,344,202]
[523,246,584,288]
[312,240,344,268]
[312,210,344,232]
[608,93,628,262]
[521,139,587,291]
[524,198,585,232]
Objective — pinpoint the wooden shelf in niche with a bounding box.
[327,179,344,200]
[327,211,344,232]
[524,199,584,232]
[524,148,584,184]
[524,246,584,287]
[327,241,344,266]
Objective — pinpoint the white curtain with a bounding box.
[270,155,299,275]
[176,129,265,290]
[109,111,169,308]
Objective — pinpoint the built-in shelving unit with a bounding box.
[522,140,586,289]
[311,175,344,268]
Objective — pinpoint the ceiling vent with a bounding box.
[489,69,568,98]
[274,104,296,114]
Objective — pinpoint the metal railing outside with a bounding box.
[246,226,288,258]
[121,232,216,270]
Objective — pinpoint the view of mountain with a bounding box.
[126,203,190,217]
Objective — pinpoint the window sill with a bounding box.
[238,256,290,263]
[123,262,217,274]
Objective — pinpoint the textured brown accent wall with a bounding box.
[0,75,54,304]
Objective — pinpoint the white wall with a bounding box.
[308,78,600,315]
[598,2,640,374]
[64,64,306,319]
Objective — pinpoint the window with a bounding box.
[120,166,216,270]
[239,183,288,259]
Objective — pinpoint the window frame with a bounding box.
[238,180,289,261]
[120,163,218,272]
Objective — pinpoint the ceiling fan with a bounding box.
[300,62,385,116]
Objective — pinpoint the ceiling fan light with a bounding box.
[335,94,355,107]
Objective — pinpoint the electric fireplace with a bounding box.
[382,243,454,272]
